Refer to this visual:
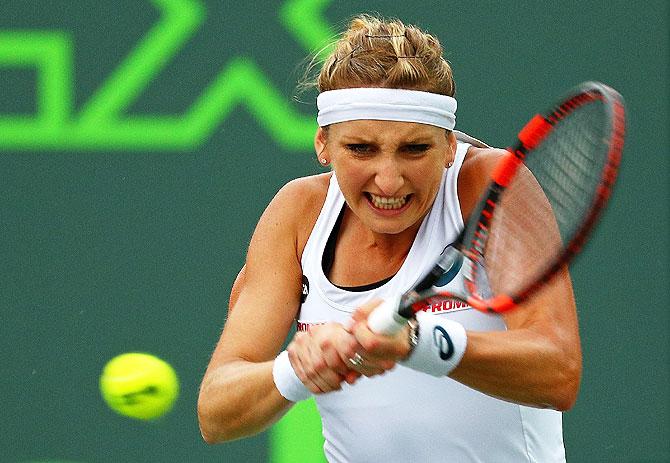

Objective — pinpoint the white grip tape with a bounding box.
[367,295,406,335]
[400,311,467,377]
[272,350,311,402]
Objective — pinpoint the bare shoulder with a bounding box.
[222,173,331,357]
[258,173,329,224]
[279,172,331,206]
[267,173,331,254]
[231,173,329,304]
[458,146,508,220]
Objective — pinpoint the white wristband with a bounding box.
[400,312,467,377]
[272,350,312,402]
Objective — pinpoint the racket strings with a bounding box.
[481,100,610,297]
[536,104,606,236]
[483,172,559,295]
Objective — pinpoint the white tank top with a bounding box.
[298,141,566,463]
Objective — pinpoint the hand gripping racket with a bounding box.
[368,81,626,334]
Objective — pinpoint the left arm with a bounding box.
[448,267,582,411]
[448,144,582,410]
[349,266,581,411]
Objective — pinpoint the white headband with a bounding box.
[317,88,457,130]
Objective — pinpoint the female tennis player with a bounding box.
[198,15,582,462]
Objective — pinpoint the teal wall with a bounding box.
[1,1,667,462]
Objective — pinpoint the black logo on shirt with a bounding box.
[301,275,309,303]
[434,243,463,288]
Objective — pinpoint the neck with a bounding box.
[344,207,421,257]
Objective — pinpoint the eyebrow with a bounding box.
[339,134,435,144]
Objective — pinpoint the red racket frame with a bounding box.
[411,82,625,315]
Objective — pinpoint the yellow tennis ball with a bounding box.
[100,352,179,420]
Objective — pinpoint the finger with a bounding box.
[353,357,397,373]
[304,341,346,393]
[320,336,352,376]
[288,333,338,394]
[351,322,381,354]
[287,344,324,394]
[294,326,346,393]
[315,325,361,377]
[344,370,361,384]
[358,366,385,377]
[349,357,386,378]
[352,322,408,360]
[334,332,364,368]
[350,298,383,325]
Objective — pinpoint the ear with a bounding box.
[445,131,457,167]
[314,127,329,164]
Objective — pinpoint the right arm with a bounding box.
[197,178,311,443]
[197,175,359,443]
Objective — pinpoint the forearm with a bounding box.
[198,359,292,443]
[449,328,582,411]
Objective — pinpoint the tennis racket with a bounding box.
[368,81,626,334]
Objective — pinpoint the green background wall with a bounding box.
[1,1,667,462]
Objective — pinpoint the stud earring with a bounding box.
[320,158,329,165]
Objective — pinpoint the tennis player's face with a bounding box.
[320,120,456,235]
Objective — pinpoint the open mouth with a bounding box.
[366,192,411,210]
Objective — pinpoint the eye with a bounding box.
[345,144,373,154]
[403,144,431,154]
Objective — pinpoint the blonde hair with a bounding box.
[316,15,455,97]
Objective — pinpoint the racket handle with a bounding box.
[367,295,407,335]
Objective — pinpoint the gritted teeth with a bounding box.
[368,193,409,210]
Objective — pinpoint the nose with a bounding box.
[374,157,405,196]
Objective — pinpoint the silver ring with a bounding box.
[348,352,364,367]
